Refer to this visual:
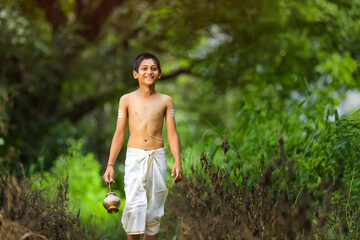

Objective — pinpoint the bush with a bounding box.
[0,173,86,239]
[30,139,127,240]
[162,138,360,239]
[163,89,360,239]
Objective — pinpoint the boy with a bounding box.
[103,53,183,240]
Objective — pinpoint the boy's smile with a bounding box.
[133,59,162,85]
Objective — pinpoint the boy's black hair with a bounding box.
[133,53,162,73]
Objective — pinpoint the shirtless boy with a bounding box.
[103,53,183,240]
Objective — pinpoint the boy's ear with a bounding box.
[133,70,138,79]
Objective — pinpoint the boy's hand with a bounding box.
[103,166,115,185]
[171,163,183,183]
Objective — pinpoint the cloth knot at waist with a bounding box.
[135,150,157,184]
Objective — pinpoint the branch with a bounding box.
[159,68,192,81]
[59,91,112,123]
[35,0,128,48]
[59,68,192,122]
[75,0,88,19]
[34,0,67,33]
[76,0,127,42]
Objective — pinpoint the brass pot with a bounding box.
[103,192,121,214]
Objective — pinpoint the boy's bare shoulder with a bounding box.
[158,93,173,105]
[119,93,132,106]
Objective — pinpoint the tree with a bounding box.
[0,0,189,168]
[1,0,359,170]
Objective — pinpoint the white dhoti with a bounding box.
[121,147,168,235]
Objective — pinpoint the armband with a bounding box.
[118,110,123,118]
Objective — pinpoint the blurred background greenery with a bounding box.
[1,0,359,239]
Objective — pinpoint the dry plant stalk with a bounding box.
[162,137,359,240]
[0,173,86,239]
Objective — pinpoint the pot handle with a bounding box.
[108,177,112,193]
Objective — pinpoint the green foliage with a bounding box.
[195,89,359,188]
[0,0,138,166]
[2,0,360,170]
[2,0,360,237]
[178,80,360,237]
[0,174,87,239]
[31,140,127,240]
[148,0,360,92]
[316,52,357,87]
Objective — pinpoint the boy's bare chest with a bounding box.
[131,98,166,121]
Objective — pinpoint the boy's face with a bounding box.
[133,58,162,85]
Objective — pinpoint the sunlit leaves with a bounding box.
[315,52,358,88]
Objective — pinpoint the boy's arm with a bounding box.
[165,96,183,183]
[103,95,128,185]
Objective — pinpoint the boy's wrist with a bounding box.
[106,164,114,169]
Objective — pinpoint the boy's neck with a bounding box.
[137,85,156,97]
